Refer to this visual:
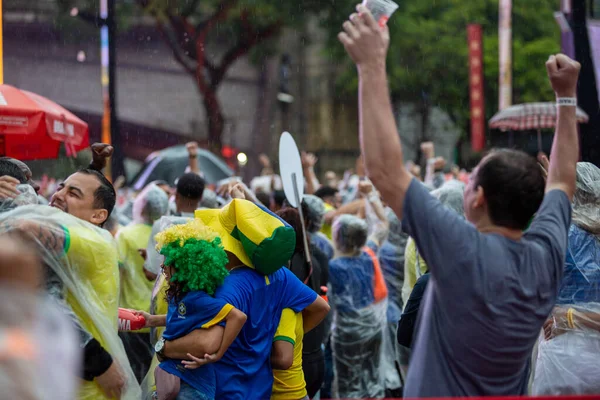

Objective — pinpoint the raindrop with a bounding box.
[77,51,86,62]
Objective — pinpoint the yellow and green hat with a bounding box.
[195,199,296,275]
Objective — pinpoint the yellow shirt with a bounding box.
[401,237,428,308]
[116,224,155,321]
[320,203,334,240]
[63,225,120,400]
[272,309,307,400]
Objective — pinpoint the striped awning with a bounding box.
[489,102,589,131]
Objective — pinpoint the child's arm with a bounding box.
[132,310,166,328]
[181,307,247,369]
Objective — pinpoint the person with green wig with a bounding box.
[134,219,247,400]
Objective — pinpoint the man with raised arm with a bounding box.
[338,5,580,397]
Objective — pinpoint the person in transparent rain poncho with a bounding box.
[303,194,335,261]
[533,162,600,395]
[328,201,389,399]
[0,233,80,400]
[0,168,140,399]
[117,183,169,383]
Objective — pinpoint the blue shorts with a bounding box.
[176,381,213,400]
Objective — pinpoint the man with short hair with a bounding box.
[339,6,580,397]
[144,172,206,279]
[0,155,136,398]
[174,172,205,216]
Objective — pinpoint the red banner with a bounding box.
[467,24,485,152]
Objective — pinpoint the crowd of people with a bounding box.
[0,4,599,400]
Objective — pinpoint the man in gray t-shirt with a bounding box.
[337,7,582,397]
[401,180,570,396]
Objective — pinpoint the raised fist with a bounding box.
[301,152,318,169]
[186,141,199,158]
[89,143,113,171]
[420,142,435,159]
[546,54,581,98]
[358,179,374,196]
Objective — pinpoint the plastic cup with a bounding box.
[362,0,399,27]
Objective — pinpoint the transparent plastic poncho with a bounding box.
[330,215,388,398]
[533,163,600,395]
[0,286,81,400]
[329,254,388,398]
[0,205,141,399]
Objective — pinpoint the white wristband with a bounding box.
[557,97,577,107]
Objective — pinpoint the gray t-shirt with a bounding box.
[402,179,571,397]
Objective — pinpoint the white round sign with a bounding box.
[278,131,304,208]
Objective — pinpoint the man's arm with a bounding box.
[338,6,413,219]
[186,142,201,176]
[545,54,581,200]
[323,199,365,225]
[0,219,65,255]
[302,295,330,334]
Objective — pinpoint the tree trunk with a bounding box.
[202,87,225,153]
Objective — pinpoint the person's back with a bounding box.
[405,182,570,397]
[214,266,317,400]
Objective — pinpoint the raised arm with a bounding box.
[302,152,321,195]
[545,54,581,200]
[338,5,413,219]
[186,142,201,176]
[88,143,114,172]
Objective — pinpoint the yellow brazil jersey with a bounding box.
[116,223,155,323]
[272,309,307,400]
[320,203,334,240]
[63,224,120,400]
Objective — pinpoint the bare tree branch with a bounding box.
[195,0,237,36]
[211,21,282,88]
[155,20,196,76]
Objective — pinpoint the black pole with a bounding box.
[572,0,600,165]
[107,0,125,179]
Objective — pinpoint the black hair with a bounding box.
[0,159,27,183]
[271,190,287,208]
[314,186,339,200]
[255,191,270,207]
[277,205,310,254]
[474,149,545,230]
[77,169,116,219]
[176,173,205,201]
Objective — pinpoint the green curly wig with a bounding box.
[155,220,229,296]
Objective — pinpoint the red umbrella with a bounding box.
[0,85,89,160]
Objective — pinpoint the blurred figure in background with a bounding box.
[0,234,80,399]
[117,183,169,382]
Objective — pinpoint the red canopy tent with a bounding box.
[0,84,89,160]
